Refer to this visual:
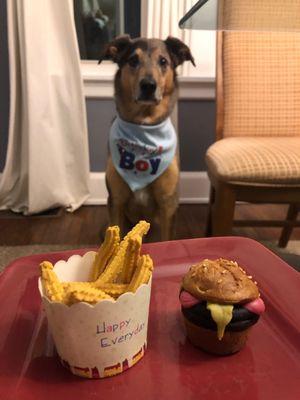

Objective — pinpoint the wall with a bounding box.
[178,100,215,171]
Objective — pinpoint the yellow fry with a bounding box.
[124,220,150,240]
[40,261,65,302]
[94,242,127,284]
[96,221,150,284]
[90,226,120,281]
[41,261,54,270]
[127,254,153,293]
[119,235,142,283]
[93,282,128,298]
[62,281,91,292]
[69,287,114,305]
[62,282,94,304]
[63,281,128,299]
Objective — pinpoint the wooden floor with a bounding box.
[0,203,299,246]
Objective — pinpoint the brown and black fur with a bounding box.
[99,35,194,240]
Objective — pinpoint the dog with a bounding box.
[99,35,194,240]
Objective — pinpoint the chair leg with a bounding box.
[278,204,299,248]
[211,184,236,236]
[205,186,215,237]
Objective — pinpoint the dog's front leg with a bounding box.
[106,158,131,237]
[107,195,127,235]
[152,159,179,241]
[158,196,178,241]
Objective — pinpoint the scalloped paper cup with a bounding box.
[38,251,152,378]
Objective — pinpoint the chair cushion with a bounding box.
[206,137,300,184]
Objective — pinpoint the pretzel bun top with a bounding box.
[182,258,259,305]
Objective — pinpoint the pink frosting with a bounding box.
[179,291,200,308]
[179,290,265,315]
[244,298,265,315]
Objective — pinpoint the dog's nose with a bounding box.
[140,78,157,95]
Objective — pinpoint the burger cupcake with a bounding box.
[180,258,265,355]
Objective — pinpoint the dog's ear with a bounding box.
[164,36,195,68]
[98,35,132,65]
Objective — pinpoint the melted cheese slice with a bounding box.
[206,302,234,340]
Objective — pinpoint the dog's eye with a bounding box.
[159,57,168,67]
[128,55,140,68]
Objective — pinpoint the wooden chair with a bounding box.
[205,30,300,246]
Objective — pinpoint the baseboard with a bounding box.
[85,171,210,205]
[0,171,210,206]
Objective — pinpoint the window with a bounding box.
[74,0,141,60]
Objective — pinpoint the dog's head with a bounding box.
[99,35,195,106]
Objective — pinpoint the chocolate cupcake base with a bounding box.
[184,317,251,356]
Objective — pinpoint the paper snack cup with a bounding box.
[38,251,152,379]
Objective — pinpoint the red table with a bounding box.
[0,237,300,400]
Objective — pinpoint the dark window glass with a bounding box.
[74,0,141,60]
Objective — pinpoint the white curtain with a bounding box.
[141,0,216,78]
[142,0,192,77]
[0,0,90,214]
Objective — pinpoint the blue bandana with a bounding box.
[109,116,177,192]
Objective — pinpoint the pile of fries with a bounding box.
[40,221,153,305]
